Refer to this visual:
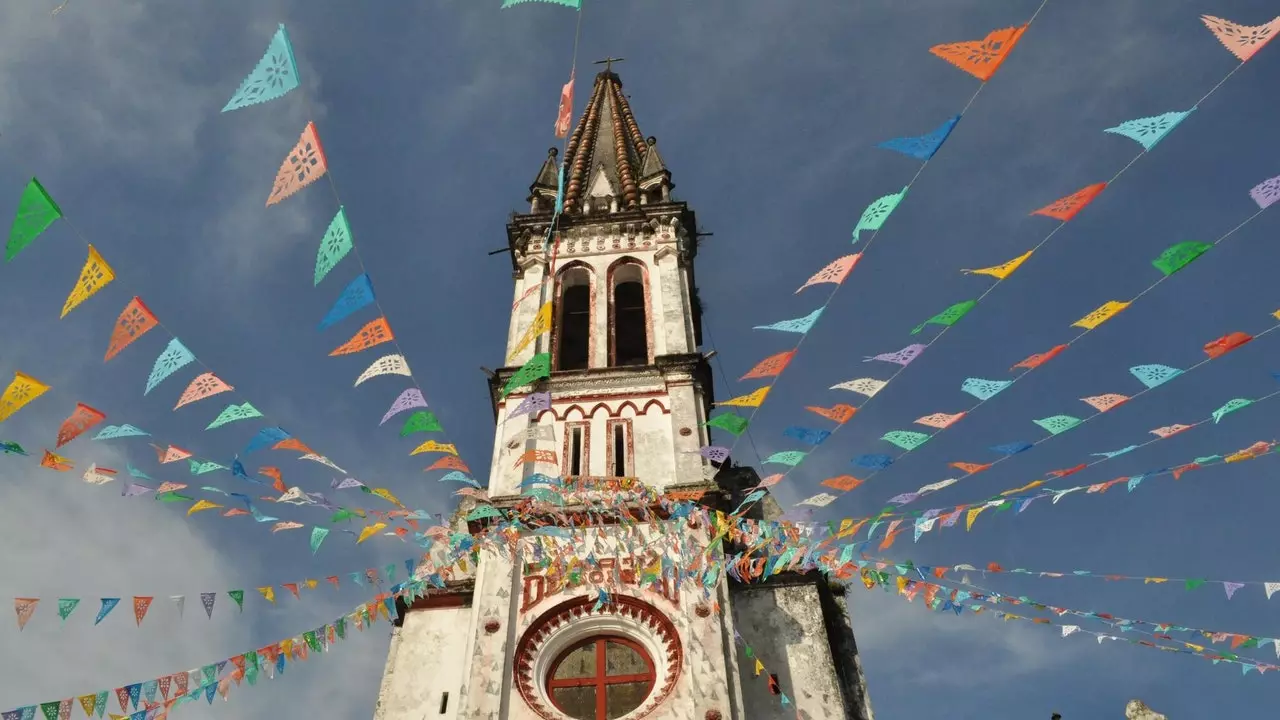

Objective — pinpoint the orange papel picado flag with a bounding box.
[330,317,394,356]
[930,25,1027,81]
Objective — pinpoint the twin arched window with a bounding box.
[554,260,650,371]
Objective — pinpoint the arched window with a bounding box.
[556,267,592,371]
[610,261,649,367]
[546,636,656,720]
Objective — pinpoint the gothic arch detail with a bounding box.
[526,397,671,423]
[607,257,653,367]
[552,262,596,371]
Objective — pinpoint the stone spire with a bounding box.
[526,69,673,215]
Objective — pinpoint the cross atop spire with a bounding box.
[593,56,625,73]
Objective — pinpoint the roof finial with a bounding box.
[593,56,626,73]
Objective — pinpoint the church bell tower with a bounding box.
[372,66,873,720]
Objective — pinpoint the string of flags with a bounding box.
[220,23,479,491]
[10,557,422,630]
[801,308,1280,513]
[874,557,1280,601]
[731,628,797,710]
[748,13,1280,516]
[700,12,1040,485]
[857,565,1280,673]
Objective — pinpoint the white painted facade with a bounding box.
[373,70,872,720]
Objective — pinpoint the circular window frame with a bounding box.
[545,634,657,719]
[514,595,682,720]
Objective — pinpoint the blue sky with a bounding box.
[0,0,1277,718]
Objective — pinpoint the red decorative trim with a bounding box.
[551,262,597,371]
[547,635,656,719]
[532,396,671,422]
[514,595,682,720]
[607,257,655,366]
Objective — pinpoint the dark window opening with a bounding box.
[569,427,584,477]
[612,279,648,366]
[547,636,655,720]
[439,692,449,714]
[611,424,627,477]
[558,282,590,371]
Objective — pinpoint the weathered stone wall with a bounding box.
[373,605,472,720]
[731,582,863,720]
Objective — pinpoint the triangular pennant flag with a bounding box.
[132,597,153,626]
[915,412,964,429]
[200,592,216,619]
[318,274,375,330]
[964,250,1032,280]
[40,450,73,471]
[173,373,233,410]
[796,254,860,294]
[228,590,245,611]
[330,317,394,356]
[929,25,1026,81]
[1071,301,1130,330]
[399,411,442,436]
[554,70,574,137]
[187,499,222,515]
[866,344,926,366]
[806,403,856,424]
[61,245,116,318]
[705,413,749,436]
[314,207,354,285]
[310,526,329,554]
[502,353,551,397]
[506,391,549,420]
[410,440,457,456]
[1104,109,1193,151]
[718,387,770,408]
[1251,174,1280,210]
[206,403,262,430]
[882,430,929,451]
[1034,415,1081,435]
[104,298,158,361]
[1080,393,1128,412]
[6,178,63,262]
[94,598,119,625]
[741,351,797,382]
[14,598,38,630]
[1130,364,1183,389]
[753,307,823,334]
[1032,183,1107,222]
[509,302,553,361]
[188,459,224,474]
[1201,14,1280,62]
[0,372,50,424]
[1204,332,1253,359]
[1152,241,1212,276]
[170,595,185,618]
[56,404,106,447]
[267,122,328,207]
[56,598,79,622]
[960,378,1011,400]
[764,451,807,467]
[145,339,195,395]
[1212,398,1252,423]
[831,377,887,397]
[222,24,300,112]
[355,355,412,386]
[380,388,426,425]
[852,187,908,243]
[877,115,961,161]
[911,300,976,334]
[426,455,471,473]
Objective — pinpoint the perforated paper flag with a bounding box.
[852,454,893,470]
[706,413,749,436]
[882,430,929,450]
[961,378,1011,401]
[1250,174,1280,210]
[964,250,1032,280]
[1081,393,1128,412]
[764,451,807,466]
[916,412,965,429]
[796,493,837,508]
[1152,241,1212,276]
[783,426,830,446]
[832,377,887,397]
[796,255,860,294]
[105,297,158,361]
[400,411,442,436]
[380,388,426,424]
[223,24,300,112]
[554,71,574,137]
[807,404,856,424]
[852,187,907,244]
[929,25,1026,81]
[330,317,394,356]
[6,177,62,262]
[719,387,769,408]
[56,403,105,447]
[911,300,975,335]
[1201,14,1280,62]
[319,274,375,330]
[877,115,961,161]
[356,355,412,386]
[94,424,148,440]
[1072,301,1129,330]
[174,372,233,410]
[866,344,925,366]
[741,350,795,380]
[0,372,50,424]
[267,122,328,207]
[507,391,550,419]
[1130,364,1182,389]
[206,403,262,430]
[1032,183,1107,222]
[753,307,823,334]
[145,339,195,395]
[1212,398,1252,423]
[1013,344,1067,371]
[509,302,552,360]
[1104,110,1192,151]
[61,244,115,318]
[502,353,551,397]
[1034,415,1081,435]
